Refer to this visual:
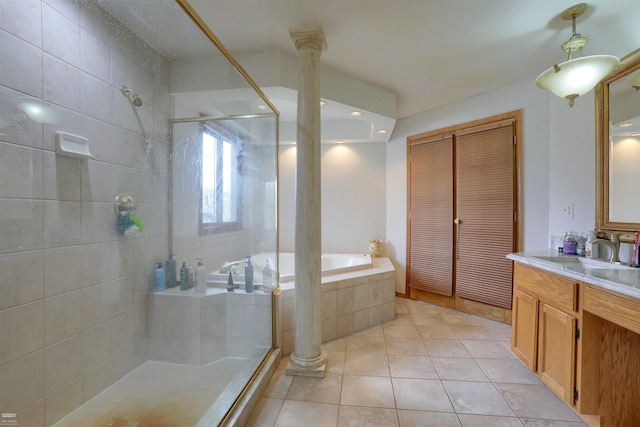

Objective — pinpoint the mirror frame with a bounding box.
[596,48,640,242]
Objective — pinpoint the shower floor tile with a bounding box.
[54,358,256,427]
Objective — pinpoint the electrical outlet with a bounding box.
[562,202,574,218]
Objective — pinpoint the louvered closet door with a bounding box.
[455,123,515,308]
[408,136,453,296]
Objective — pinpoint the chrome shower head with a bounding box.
[120,86,143,107]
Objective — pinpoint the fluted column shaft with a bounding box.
[287,29,327,377]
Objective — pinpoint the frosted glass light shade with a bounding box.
[536,55,620,106]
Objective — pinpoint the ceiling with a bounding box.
[187,0,640,124]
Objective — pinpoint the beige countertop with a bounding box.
[507,250,640,300]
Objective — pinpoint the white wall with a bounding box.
[386,76,599,294]
[279,143,387,254]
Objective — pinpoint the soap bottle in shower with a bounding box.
[263,258,273,289]
[165,254,177,288]
[245,256,254,293]
[155,262,165,292]
[227,271,234,292]
[195,257,207,293]
[179,261,189,290]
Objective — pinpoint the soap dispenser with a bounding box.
[195,257,207,293]
[245,256,254,293]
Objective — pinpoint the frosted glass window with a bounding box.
[201,126,242,233]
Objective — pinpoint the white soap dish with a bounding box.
[55,131,95,159]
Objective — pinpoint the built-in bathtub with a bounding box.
[208,252,373,287]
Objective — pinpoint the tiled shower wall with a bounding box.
[0,1,170,425]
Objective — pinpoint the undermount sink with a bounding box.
[532,255,635,270]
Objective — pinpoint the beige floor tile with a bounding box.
[519,420,588,426]
[388,312,414,324]
[286,373,342,404]
[410,312,447,326]
[340,375,396,408]
[384,336,427,355]
[461,339,516,359]
[398,410,462,427]
[424,338,471,357]
[416,323,457,340]
[495,383,585,422]
[351,324,384,337]
[326,351,346,374]
[392,378,454,412]
[443,381,515,417]
[343,352,390,376]
[441,313,482,326]
[450,325,495,340]
[245,397,283,427]
[337,406,399,427]
[475,358,541,384]
[432,357,489,382]
[388,354,438,379]
[458,414,524,426]
[274,400,339,427]
[262,369,293,399]
[346,335,386,353]
[324,336,348,352]
[382,321,420,337]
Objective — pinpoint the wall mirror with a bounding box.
[596,48,640,242]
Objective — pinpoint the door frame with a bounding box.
[405,109,524,304]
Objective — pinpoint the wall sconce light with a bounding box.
[535,3,620,107]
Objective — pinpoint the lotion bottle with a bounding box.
[155,263,165,292]
[245,256,254,293]
[195,257,207,292]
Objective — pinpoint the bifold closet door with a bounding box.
[455,123,515,308]
[408,136,453,296]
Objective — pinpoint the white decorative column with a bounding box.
[286,28,327,377]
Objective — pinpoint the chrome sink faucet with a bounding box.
[589,230,620,263]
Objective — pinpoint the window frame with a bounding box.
[199,122,243,235]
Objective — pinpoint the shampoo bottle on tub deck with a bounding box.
[245,256,254,293]
[195,257,207,292]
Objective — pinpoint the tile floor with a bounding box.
[246,297,588,427]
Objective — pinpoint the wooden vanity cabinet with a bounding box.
[511,263,579,405]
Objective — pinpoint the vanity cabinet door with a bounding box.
[511,288,539,370]
[537,302,576,404]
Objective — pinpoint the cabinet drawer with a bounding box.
[584,285,640,335]
[514,264,578,313]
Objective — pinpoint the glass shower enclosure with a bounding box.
[0,0,278,426]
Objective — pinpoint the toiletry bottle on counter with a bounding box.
[576,235,586,257]
[227,271,235,292]
[180,262,189,290]
[563,231,578,255]
[245,256,254,293]
[165,254,177,288]
[195,257,207,293]
[155,263,165,292]
[585,231,599,259]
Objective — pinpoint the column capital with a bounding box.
[289,28,327,51]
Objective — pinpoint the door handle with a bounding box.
[454,218,461,260]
